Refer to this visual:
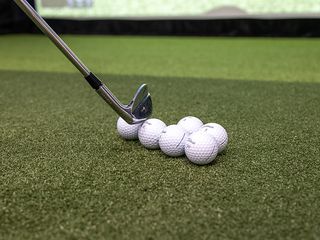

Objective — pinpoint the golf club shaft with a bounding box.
[14,0,135,123]
[14,0,90,77]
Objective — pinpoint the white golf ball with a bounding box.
[177,116,203,134]
[159,125,189,157]
[138,118,166,149]
[116,117,142,140]
[197,123,228,153]
[185,131,219,165]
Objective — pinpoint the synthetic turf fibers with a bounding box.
[0,36,320,239]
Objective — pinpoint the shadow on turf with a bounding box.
[1,69,319,168]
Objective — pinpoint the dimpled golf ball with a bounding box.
[177,116,203,134]
[197,123,228,153]
[138,118,166,149]
[159,125,189,157]
[116,117,142,140]
[185,131,219,165]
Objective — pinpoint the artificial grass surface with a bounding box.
[0,36,320,239]
[1,35,320,83]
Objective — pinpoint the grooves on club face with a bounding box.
[131,93,152,121]
[130,84,152,121]
[131,84,149,111]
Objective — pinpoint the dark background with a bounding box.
[1,0,320,36]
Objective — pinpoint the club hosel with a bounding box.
[86,73,135,124]
[96,84,134,124]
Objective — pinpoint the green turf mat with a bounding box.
[1,35,320,83]
[0,70,319,239]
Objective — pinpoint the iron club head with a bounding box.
[97,83,152,124]
[129,84,152,122]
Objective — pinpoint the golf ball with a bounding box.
[138,118,166,149]
[177,116,203,134]
[197,123,228,153]
[185,131,219,165]
[116,117,142,140]
[159,125,189,157]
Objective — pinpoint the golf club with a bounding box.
[14,0,152,124]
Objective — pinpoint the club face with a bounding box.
[131,94,152,120]
[129,84,152,122]
[131,84,148,110]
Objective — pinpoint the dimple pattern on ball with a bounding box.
[159,125,188,157]
[198,123,228,153]
[185,132,219,165]
[116,117,142,140]
[138,118,166,149]
[177,116,203,134]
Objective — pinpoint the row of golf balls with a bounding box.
[117,116,228,165]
